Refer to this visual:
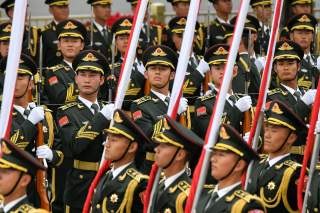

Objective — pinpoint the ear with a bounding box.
[48,7,53,15]
[287,132,298,146]
[144,70,149,80]
[128,141,138,154]
[176,149,187,162]
[57,41,61,50]
[28,78,34,90]
[289,32,294,40]
[20,173,32,188]
[75,74,79,85]
[99,75,105,86]
[234,159,246,173]
[297,62,301,71]
[80,42,85,51]
[170,71,175,80]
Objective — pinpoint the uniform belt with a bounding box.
[146,152,155,161]
[73,160,99,171]
[189,105,195,113]
[291,145,305,155]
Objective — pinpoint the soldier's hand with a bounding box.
[36,145,53,161]
[178,97,188,115]
[301,89,316,106]
[243,132,250,143]
[196,59,210,76]
[315,119,320,134]
[235,95,252,112]
[28,106,45,125]
[101,103,115,120]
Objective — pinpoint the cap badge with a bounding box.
[214,47,229,55]
[113,111,123,123]
[120,19,132,27]
[82,52,98,62]
[177,18,187,25]
[271,103,283,114]
[278,42,293,51]
[298,15,311,23]
[3,24,11,32]
[219,126,230,140]
[152,47,167,57]
[63,21,77,30]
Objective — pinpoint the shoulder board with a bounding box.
[133,96,152,105]
[29,209,49,213]
[283,160,301,170]
[199,93,215,101]
[59,102,78,111]
[44,108,53,112]
[203,184,215,190]
[177,180,190,194]
[233,190,252,203]
[126,168,149,182]
[49,64,65,72]
[17,203,35,212]
[109,63,121,69]
[268,88,288,96]
[40,23,51,32]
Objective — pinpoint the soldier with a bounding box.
[86,0,112,63]
[41,0,70,68]
[250,0,272,56]
[167,16,209,107]
[223,22,261,104]
[289,0,313,17]
[0,0,40,60]
[152,114,203,213]
[130,45,188,174]
[193,44,252,138]
[196,124,266,213]
[287,13,319,90]
[0,53,63,208]
[0,139,48,212]
[207,0,233,47]
[247,100,307,212]
[166,0,190,17]
[44,19,87,110]
[110,17,146,110]
[0,22,12,97]
[56,50,114,212]
[90,109,150,213]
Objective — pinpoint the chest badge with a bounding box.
[267,181,276,190]
[110,193,118,203]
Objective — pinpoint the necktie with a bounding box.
[306,55,311,64]
[190,56,198,69]
[164,97,170,106]
[102,28,108,43]
[205,191,219,211]
[24,108,30,117]
[91,103,99,114]
[229,95,237,105]
[259,161,270,177]
[156,182,165,203]
[293,90,301,101]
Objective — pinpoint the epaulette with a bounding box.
[59,102,78,111]
[316,162,320,170]
[109,63,121,70]
[29,209,49,213]
[126,168,149,182]
[232,190,252,203]
[49,64,65,72]
[17,203,35,212]
[40,23,51,32]
[168,180,190,195]
[268,88,288,96]
[203,184,215,190]
[133,96,153,105]
[199,93,215,102]
[274,160,301,171]
[259,154,268,163]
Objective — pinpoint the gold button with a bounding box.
[79,175,83,179]
[96,204,100,209]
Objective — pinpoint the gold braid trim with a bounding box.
[65,83,77,103]
[29,27,39,57]
[156,26,162,45]
[259,166,297,212]
[45,111,54,148]
[175,191,188,213]
[231,198,247,213]
[198,25,204,50]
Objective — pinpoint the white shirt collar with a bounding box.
[217,16,229,24]
[151,89,170,103]
[111,162,132,179]
[78,96,99,114]
[164,169,185,189]
[94,20,107,32]
[267,153,290,167]
[13,103,35,119]
[4,195,27,212]
[215,182,241,199]
[63,60,73,68]
[280,83,301,97]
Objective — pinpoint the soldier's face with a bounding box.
[14,74,32,98]
[0,41,9,57]
[253,5,272,23]
[58,37,84,60]
[115,34,129,56]
[172,33,183,51]
[213,0,232,16]
[154,143,181,168]
[0,169,31,198]
[274,59,300,82]
[291,4,312,15]
[75,70,104,96]
[210,150,240,180]
[93,4,111,22]
[104,133,132,161]
[210,63,237,88]
[49,5,69,23]
[145,65,174,90]
[263,123,297,154]
[290,30,313,50]
[172,2,190,17]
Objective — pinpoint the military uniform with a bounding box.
[56,50,111,212]
[287,14,319,90]
[306,163,320,213]
[0,138,47,213]
[0,22,12,97]
[197,124,265,213]
[90,109,151,213]
[206,18,227,48]
[43,19,88,109]
[247,100,307,212]
[151,115,204,213]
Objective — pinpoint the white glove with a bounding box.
[36,145,53,161]
[235,95,252,112]
[28,106,45,125]
[301,89,316,106]
[315,120,320,134]
[178,98,188,115]
[243,132,250,143]
[100,103,115,120]
[196,59,210,76]
[136,61,145,75]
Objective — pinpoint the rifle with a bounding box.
[35,37,50,211]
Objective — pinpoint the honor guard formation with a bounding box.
[0,0,320,212]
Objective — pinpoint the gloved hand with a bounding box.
[196,59,210,76]
[243,132,250,143]
[36,145,53,161]
[28,106,44,125]
[301,89,316,106]
[178,98,188,115]
[315,119,320,134]
[100,103,115,120]
[235,95,252,112]
[136,61,145,75]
